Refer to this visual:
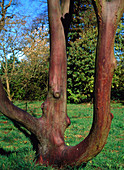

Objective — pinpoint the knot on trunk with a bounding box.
[66,116,71,127]
[53,91,61,98]
[49,85,61,99]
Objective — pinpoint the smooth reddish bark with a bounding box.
[0,0,123,168]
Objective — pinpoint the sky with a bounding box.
[16,0,47,19]
[0,1,123,63]
[1,0,48,28]
[0,0,48,62]
[11,0,47,15]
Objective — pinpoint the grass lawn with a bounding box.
[0,101,124,169]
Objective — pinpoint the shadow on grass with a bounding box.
[11,120,39,161]
[120,100,124,105]
[62,163,87,170]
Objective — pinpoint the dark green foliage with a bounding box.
[67,1,123,103]
[11,61,48,101]
[0,59,48,101]
[0,101,123,169]
[0,56,20,76]
[0,56,20,97]
[67,0,97,103]
[67,27,97,103]
[111,18,124,100]
[112,56,124,100]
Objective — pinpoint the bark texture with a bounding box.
[0,0,123,168]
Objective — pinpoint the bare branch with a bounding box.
[5,0,12,10]
[0,0,13,32]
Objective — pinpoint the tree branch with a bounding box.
[61,0,70,17]
[0,78,38,134]
[5,0,12,10]
[47,0,66,98]
[0,0,12,32]
[57,0,123,167]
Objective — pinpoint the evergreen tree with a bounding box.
[67,0,97,103]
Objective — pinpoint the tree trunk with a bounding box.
[0,0,123,168]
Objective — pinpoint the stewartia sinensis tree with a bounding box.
[0,0,123,168]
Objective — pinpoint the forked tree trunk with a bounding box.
[0,0,123,168]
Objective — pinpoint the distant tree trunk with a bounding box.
[1,46,18,101]
[2,48,12,101]
[0,0,123,168]
[5,72,11,101]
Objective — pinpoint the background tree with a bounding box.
[67,0,124,103]
[0,0,49,101]
[112,17,124,100]
[67,0,97,103]
[12,27,49,100]
[0,0,16,100]
[67,28,97,103]
[0,15,26,100]
[0,0,123,168]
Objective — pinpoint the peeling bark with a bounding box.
[0,0,123,168]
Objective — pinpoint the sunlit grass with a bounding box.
[0,101,123,169]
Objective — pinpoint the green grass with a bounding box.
[0,101,124,169]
